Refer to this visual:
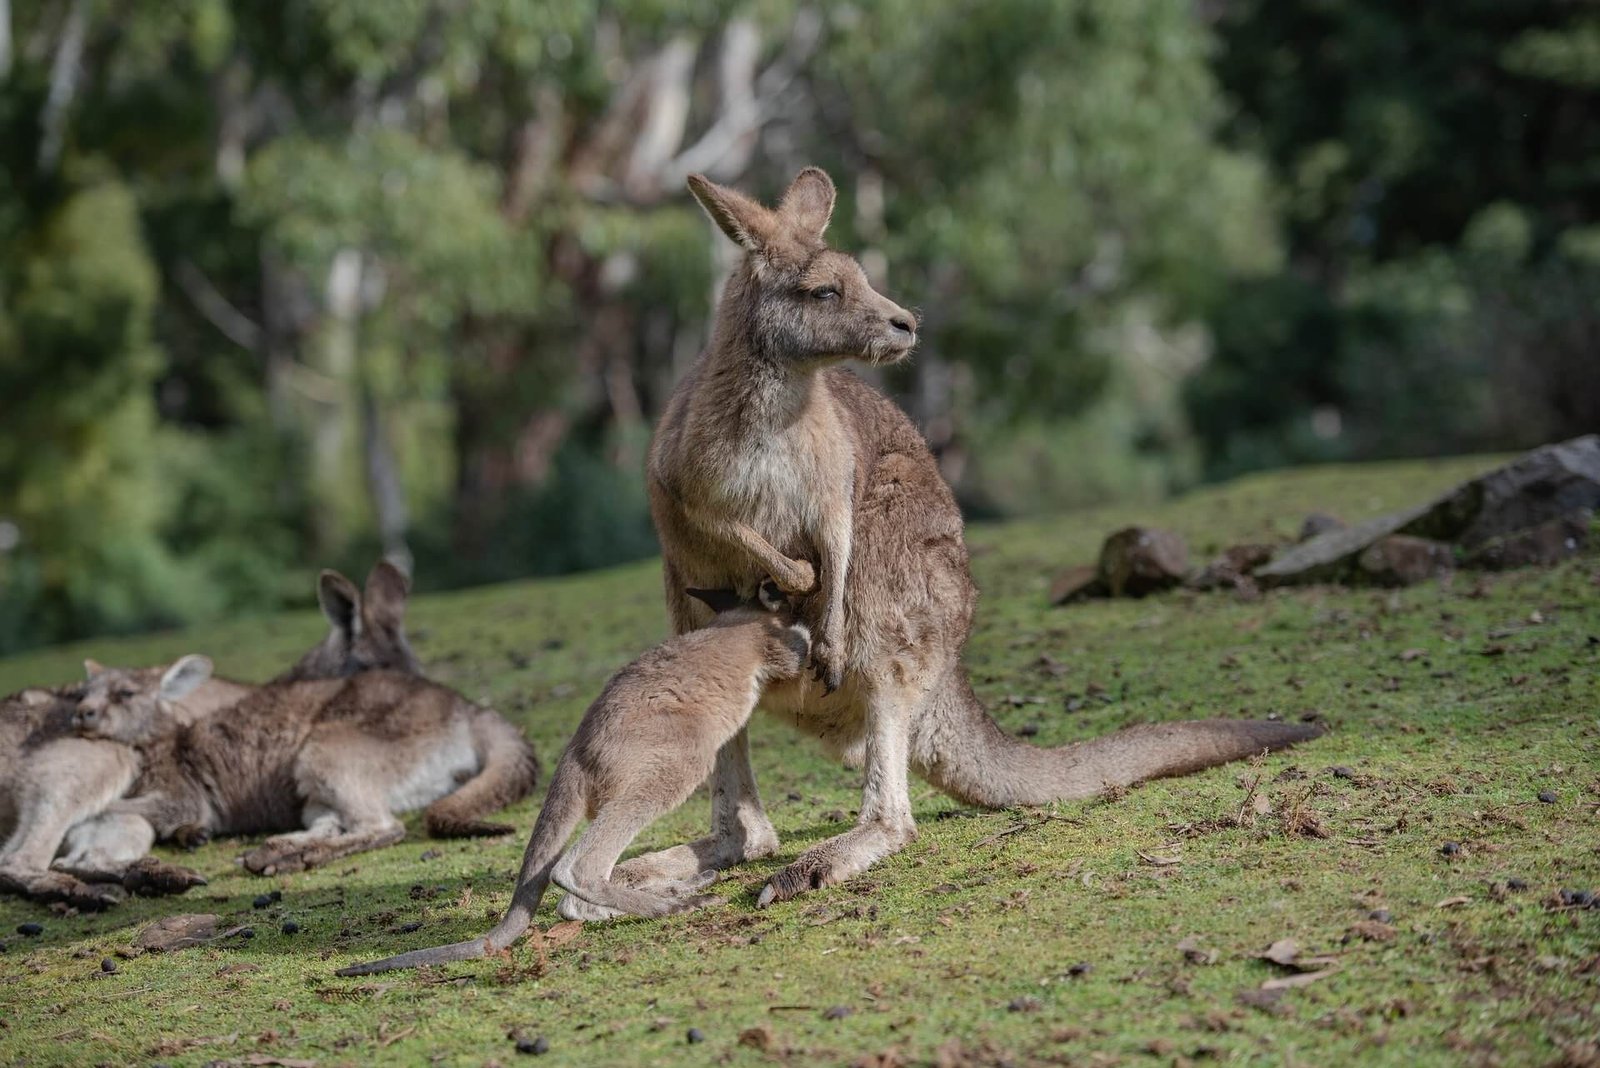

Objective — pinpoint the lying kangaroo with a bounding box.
[74,657,539,875]
[564,167,1321,916]
[337,583,810,976]
[0,562,423,907]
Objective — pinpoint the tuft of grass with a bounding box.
[1,453,1596,1067]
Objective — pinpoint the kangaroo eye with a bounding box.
[810,286,840,301]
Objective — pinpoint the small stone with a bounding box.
[1440,841,1461,857]
[100,958,117,973]
[1537,789,1557,804]
[823,1005,853,1020]
[686,1028,705,1045]
[281,920,300,935]
[1368,909,1392,924]
[1506,878,1528,891]
[15,924,42,937]
[252,894,273,909]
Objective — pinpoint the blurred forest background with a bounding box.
[2,0,1597,653]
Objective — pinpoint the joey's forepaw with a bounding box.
[756,856,836,908]
[809,640,845,694]
[775,559,818,596]
[122,856,206,897]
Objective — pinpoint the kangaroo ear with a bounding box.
[687,174,776,253]
[318,570,362,640]
[83,658,107,679]
[685,587,744,614]
[158,655,213,703]
[362,559,411,634]
[778,167,835,238]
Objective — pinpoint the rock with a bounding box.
[1256,510,1427,586]
[1461,511,1590,570]
[1299,512,1347,541]
[1047,563,1104,605]
[100,957,117,973]
[1399,434,1600,548]
[1189,543,1276,596]
[1098,527,1189,597]
[1355,535,1454,586]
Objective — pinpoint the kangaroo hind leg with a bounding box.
[552,807,723,920]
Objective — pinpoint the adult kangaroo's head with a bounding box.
[688,167,917,368]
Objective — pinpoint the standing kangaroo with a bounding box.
[0,562,422,907]
[336,583,810,976]
[569,167,1321,913]
[74,656,539,875]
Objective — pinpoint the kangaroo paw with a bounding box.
[0,867,126,911]
[122,856,207,897]
[557,894,628,922]
[756,854,836,908]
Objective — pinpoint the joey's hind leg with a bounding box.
[558,729,772,921]
[757,688,918,908]
[242,771,405,877]
[552,808,723,920]
[52,813,207,895]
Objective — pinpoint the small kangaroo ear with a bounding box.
[362,559,411,634]
[158,655,213,703]
[84,658,108,679]
[685,587,744,614]
[778,167,835,238]
[317,570,361,640]
[687,174,776,253]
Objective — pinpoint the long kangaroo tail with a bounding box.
[337,761,585,976]
[423,708,541,838]
[910,670,1322,807]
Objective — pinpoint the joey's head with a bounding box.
[688,167,917,369]
[276,560,422,683]
[685,580,811,680]
[72,655,212,744]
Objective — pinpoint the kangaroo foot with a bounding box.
[243,826,405,876]
[0,866,126,911]
[755,821,914,908]
[120,856,207,896]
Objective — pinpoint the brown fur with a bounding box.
[0,562,425,908]
[78,663,539,875]
[336,588,808,976]
[562,167,1321,914]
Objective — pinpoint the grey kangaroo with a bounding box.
[0,562,423,907]
[336,583,810,976]
[561,166,1321,915]
[74,656,539,876]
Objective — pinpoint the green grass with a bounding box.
[2,454,1597,1067]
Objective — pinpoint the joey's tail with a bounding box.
[911,670,1322,807]
[424,709,541,838]
[337,761,584,977]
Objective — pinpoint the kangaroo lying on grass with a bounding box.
[337,582,810,976]
[563,167,1322,916]
[0,562,423,907]
[73,656,539,875]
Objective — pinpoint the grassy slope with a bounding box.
[1,454,1596,1068]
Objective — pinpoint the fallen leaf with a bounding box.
[134,914,221,952]
[738,1024,776,1051]
[1346,920,1397,943]
[1261,966,1338,990]
[1434,895,1473,909]
[1258,939,1299,966]
[242,1057,317,1068]
[1139,851,1183,867]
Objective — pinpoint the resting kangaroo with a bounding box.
[337,582,810,976]
[0,562,422,907]
[74,657,539,875]
[564,167,1322,915]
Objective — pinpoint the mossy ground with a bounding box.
[1,455,1596,1067]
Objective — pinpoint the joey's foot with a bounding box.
[243,826,405,876]
[0,866,126,911]
[121,856,207,897]
[557,894,626,922]
[173,823,211,851]
[756,853,837,908]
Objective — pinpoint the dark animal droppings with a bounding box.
[270,890,282,902]
[100,958,117,973]
[237,927,256,939]
[252,894,273,909]
[1369,909,1392,923]
[1506,878,1528,891]
[687,1028,705,1044]
[281,921,300,935]
[1068,962,1093,978]
[1440,841,1461,856]
[16,924,42,937]
[1538,789,1557,804]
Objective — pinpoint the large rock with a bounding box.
[1099,527,1189,597]
[1355,535,1455,586]
[1257,436,1600,586]
[1048,563,1105,605]
[1462,511,1591,570]
[1397,435,1600,548]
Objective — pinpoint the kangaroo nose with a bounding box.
[889,312,916,335]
